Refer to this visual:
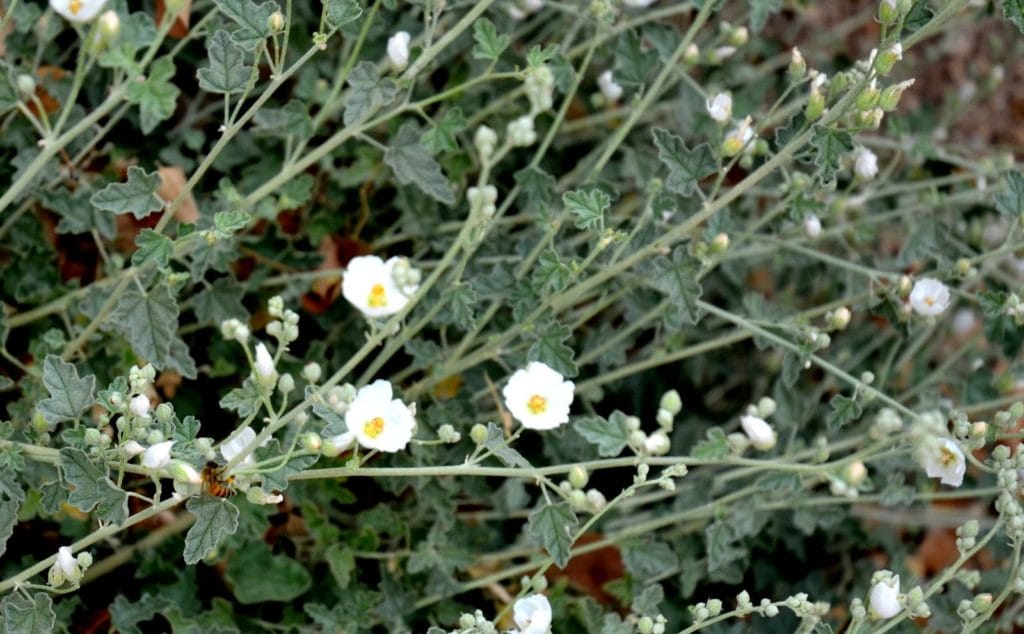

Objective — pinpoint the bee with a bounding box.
[200,461,236,498]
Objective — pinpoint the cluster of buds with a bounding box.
[453,610,498,634]
[993,401,1024,432]
[1000,293,1024,325]
[524,64,555,114]
[220,318,251,344]
[955,519,980,554]
[474,125,498,160]
[730,397,778,452]
[689,598,723,623]
[507,115,537,148]
[870,407,903,439]
[560,466,607,514]
[624,411,671,458]
[48,547,92,588]
[634,614,668,634]
[878,0,913,26]
[829,460,869,498]
[437,423,461,444]
[784,593,830,624]
[958,593,994,625]
[324,383,358,415]
[266,295,300,346]
[467,185,498,218]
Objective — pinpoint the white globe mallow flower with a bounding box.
[909,278,951,316]
[853,146,879,180]
[502,362,575,430]
[221,427,257,466]
[921,437,966,487]
[129,394,151,419]
[512,594,552,634]
[345,380,416,452]
[868,573,901,619]
[386,31,411,70]
[122,440,146,458]
[342,255,418,318]
[740,415,777,450]
[706,92,733,123]
[597,70,623,103]
[804,214,822,238]
[141,440,175,470]
[50,0,108,22]
[53,546,83,585]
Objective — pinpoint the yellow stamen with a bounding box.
[940,446,957,466]
[363,417,386,439]
[924,296,935,306]
[527,394,547,415]
[69,0,83,14]
[368,284,387,308]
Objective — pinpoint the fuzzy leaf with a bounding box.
[531,250,572,294]
[651,128,716,197]
[225,542,312,603]
[91,166,164,220]
[574,412,630,457]
[438,283,477,330]
[614,29,657,86]
[528,322,578,378]
[563,188,610,233]
[184,495,240,564]
[1005,0,1024,32]
[132,229,174,267]
[324,0,363,28]
[1,593,55,634]
[0,500,17,557]
[255,439,320,492]
[124,57,180,134]
[811,125,853,183]
[483,423,532,469]
[212,0,279,51]
[197,30,251,95]
[472,18,509,61]
[193,278,247,326]
[421,107,466,155]
[111,284,180,369]
[827,394,862,431]
[344,62,398,126]
[749,0,783,32]
[651,245,703,324]
[527,502,578,568]
[36,355,96,426]
[384,123,455,205]
[692,427,729,459]
[60,447,129,525]
[996,171,1024,217]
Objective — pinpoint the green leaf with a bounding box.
[531,250,572,295]
[651,128,717,197]
[225,542,312,603]
[213,0,279,51]
[472,18,509,62]
[1,593,55,634]
[438,283,477,330]
[483,422,532,469]
[384,123,455,205]
[255,439,320,492]
[343,62,398,126]
[574,412,630,457]
[527,502,578,568]
[563,188,610,233]
[91,166,164,220]
[36,355,96,426]
[111,284,180,369]
[996,171,1024,217]
[527,322,578,378]
[705,521,747,573]
[42,188,116,239]
[219,378,261,418]
[132,229,174,267]
[0,77,17,114]
[614,29,657,86]
[213,210,251,235]
[184,495,240,564]
[631,584,664,617]
[324,0,363,28]
[903,0,933,32]
[651,245,703,324]
[0,500,17,557]
[193,278,247,326]
[60,447,129,524]
[197,30,251,95]
[622,538,679,578]
[515,166,557,217]
[421,107,466,155]
[125,57,180,134]
[325,543,356,589]
[810,125,853,183]
[0,470,23,503]
[109,594,172,634]
[749,0,782,32]
[692,427,729,459]
[827,394,862,431]
[1005,0,1024,32]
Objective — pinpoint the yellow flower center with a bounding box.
[527,394,547,415]
[363,417,386,439]
[940,446,958,467]
[69,0,83,13]
[367,284,387,308]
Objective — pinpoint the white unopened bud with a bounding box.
[706,92,733,124]
[804,214,822,238]
[129,394,151,420]
[254,342,277,385]
[644,431,671,455]
[302,362,322,383]
[387,31,411,70]
[854,146,879,180]
[98,10,120,39]
[740,415,777,450]
[507,115,537,147]
[474,125,498,158]
[166,460,203,484]
[247,487,284,505]
[597,70,623,103]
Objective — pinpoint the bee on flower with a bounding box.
[342,255,419,318]
[502,362,575,430]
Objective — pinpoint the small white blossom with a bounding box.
[623,0,657,6]
[513,594,552,634]
[50,0,108,22]
[597,70,623,103]
[706,92,733,123]
[122,440,145,457]
[254,342,276,383]
[221,427,257,466]
[129,394,151,419]
[342,255,418,318]
[51,546,84,586]
[921,437,966,487]
[722,117,754,156]
[853,147,879,180]
[387,31,411,70]
[909,278,951,316]
[467,185,498,217]
[345,380,416,453]
[740,415,777,450]
[869,574,901,619]
[502,362,575,430]
[142,440,175,470]
[804,214,822,238]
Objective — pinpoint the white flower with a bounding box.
[129,394,151,419]
[342,255,418,318]
[722,117,754,156]
[502,362,575,430]
[597,70,623,103]
[50,0,108,22]
[521,0,545,11]
[804,214,822,238]
[922,437,966,487]
[254,342,276,384]
[853,147,879,180]
[221,427,257,466]
[122,440,145,458]
[623,0,657,7]
[345,380,416,452]
[56,546,79,580]
[387,31,411,70]
[909,278,951,316]
[740,415,777,450]
[142,440,175,470]
[513,594,552,634]
[868,574,901,619]
[706,92,733,123]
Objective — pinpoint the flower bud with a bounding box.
[16,74,35,97]
[130,394,152,420]
[710,232,729,253]
[830,306,852,330]
[568,465,589,489]
[637,616,655,634]
[644,431,671,456]
[322,432,355,457]
[874,44,902,76]
[302,362,322,384]
[972,593,993,613]
[387,31,411,70]
[474,125,498,159]
[506,115,537,147]
[843,460,868,486]
[437,423,461,444]
[98,10,121,40]
[166,460,202,484]
[684,43,700,65]
[806,87,826,121]
[268,11,285,33]
[84,428,103,446]
[470,423,488,445]
[277,373,295,394]
[254,342,277,386]
[879,0,899,26]
[789,48,806,80]
[856,80,880,111]
[299,432,322,452]
[740,415,776,450]
[660,389,682,415]
[585,488,606,511]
